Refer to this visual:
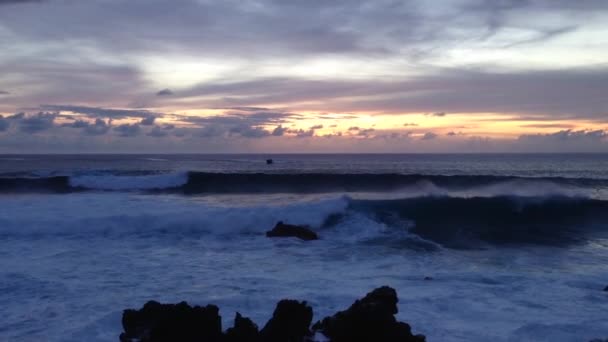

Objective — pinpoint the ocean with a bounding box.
[1,154,607,341]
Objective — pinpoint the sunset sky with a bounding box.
[0,0,607,153]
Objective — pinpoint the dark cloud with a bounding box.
[357,128,375,137]
[516,129,608,152]
[286,124,324,138]
[421,132,438,140]
[113,123,141,137]
[62,120,89,129]
[225,107,271,112]
[0,91,10,95]
[0,116,9,132]
[288,128,315,138]
[272,125,288,136]
[348,126,360,131]
[426,112,446,117]
[147,126,169,137]
[62,118,110,135]
[8,112,25,119]
[180,110,300,139]
[156,89,173,96]
[18,112,56,133]
[519,123,575,129]
[140,116,156,125]
[403,123,418,126]
[519,129,607,143]
[229,126,271,138]
[83,119,111,136]
[40,105,159,120]
[0,0,43,4]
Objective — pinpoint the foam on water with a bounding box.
[69,172,189,191]
[0,192,607,342]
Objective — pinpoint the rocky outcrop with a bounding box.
[266,221,319,241]
[312,286,425,342]
[224,312,259,342]
[120,301,222,342]
[119,286,424,342]
[259,299,314,341]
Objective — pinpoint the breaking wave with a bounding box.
[0,171,606,196]
[1,190,606,249]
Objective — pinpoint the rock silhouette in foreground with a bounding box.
[312,286,425,342]
[265,221,319,241]
[119,286,425,341]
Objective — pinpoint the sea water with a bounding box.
[1,154,607,341]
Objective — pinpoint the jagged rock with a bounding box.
[266,221,319,241]
[259,299,314,342]
[224,312,259,342]
[119,300,222,342]
[120,287,425,342]
[312,286,425,342]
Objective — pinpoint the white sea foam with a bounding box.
[69,172,189,190]
[1,193,607,342]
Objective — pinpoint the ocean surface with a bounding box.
[1,154,607,341]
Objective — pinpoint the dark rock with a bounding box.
[224,312,259,342]
[120,300,222,342]
[259,299,314,342]
[603,285,608,291]
[266,221,319,241]
[424,277,433,281]
[266,159,273,165]
[312,286,425,342]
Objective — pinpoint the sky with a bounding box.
[0,0,607,153]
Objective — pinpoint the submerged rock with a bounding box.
[312,286,426,342]
[266,221,319,241]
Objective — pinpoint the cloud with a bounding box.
[0,0,43,4]
[40,105,159,120]
[403,123,418,126]
[357,128,375,137]
[0,91,10,95]
[0,116,9,132]
[140,116,156,125]
[156,89,173,96]
[519,129,607,142]
[181,110,300,139]
[18,112,56,133]
[515,129,608,152]
[84,119,111,136]
[147,125,169,137]
[7,112,25,119]
[421,132,438,140]
[519,123,575,129]
[286,124,325,138]
[425,112,446,117]
[113,123,141,137]
[272,125,288,136]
